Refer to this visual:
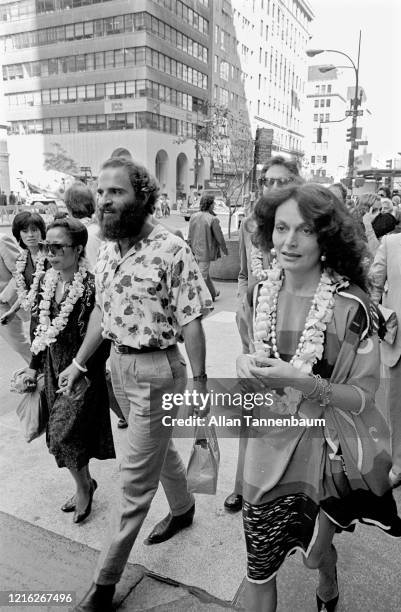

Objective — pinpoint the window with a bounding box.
[322,156,327,163]
[220,60,229,80]
[321,85,326,94]
[325,113,330,121]
[326,99,331,107]
[311,155,315,163]
[320,99,324,107]
[313,114,318,121]
[314,99,319,107]
[327,84,332,93]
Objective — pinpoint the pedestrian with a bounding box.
[369,233,401,488]
[1,212,49,333]
[377,186,391,200]
[58,157,212,611]
[64,182,128,430]
[22,217,115,523]
[0,233,31,363]
[237,183,401,611]
[224,155,302,513]
[187,194,228,301]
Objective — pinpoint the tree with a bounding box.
[197,105,254,237]
[43,143,79,175]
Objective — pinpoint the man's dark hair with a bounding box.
[377,186,391,199]
[260,155,300,178]
[200,195,215,212]
[372,212,397,239]
[64,182,95,219]
[100,157,159,214]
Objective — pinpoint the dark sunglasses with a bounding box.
[42,242,73,256]
[261,177,294,187]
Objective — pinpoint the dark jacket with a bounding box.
[187,211,227,262]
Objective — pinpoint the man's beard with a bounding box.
[99,203,149,240]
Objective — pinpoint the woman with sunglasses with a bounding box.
[23,218,115,523]
[237,184,401,612]
[0,212,50,331]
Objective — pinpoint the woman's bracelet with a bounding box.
[302,374,320,399]
[72,358,88,373]
[301,374,333,406]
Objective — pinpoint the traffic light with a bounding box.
[316,127,322,143]
[386,159,393,169]
[346,127,354,142]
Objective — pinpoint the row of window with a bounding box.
[152,0,209,36]
[8,112,199,137]
[311,156,328,164]
[1,12,208,64]
[6,79,208,115]
[313,114,330,123]
[2,47,208,90]
[0,0,114,22]
[314,99,331,108]
[213,56,241,82]
[315,84,332,94]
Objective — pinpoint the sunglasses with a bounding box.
[261,177,294,187]
[42,242,73,255]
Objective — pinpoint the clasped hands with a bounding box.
[236,351,305,392]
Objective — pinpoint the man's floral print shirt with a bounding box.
[95,227,213,348]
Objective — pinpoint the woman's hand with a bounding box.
[236,354,266,393]
[22,368,38,392]
[57,362,83,395]
[248,353,306,389]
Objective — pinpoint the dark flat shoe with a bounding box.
[144,504,195,545]
[61,479,97,513]
[224,493,243,512]
[73,582,115,612]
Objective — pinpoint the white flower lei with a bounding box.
[14,250,46,311]
[250,245,269,281]
[253,260,336,414]
[31,265,88,355]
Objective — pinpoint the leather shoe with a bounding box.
[74,582,115,612]
[73,480,97,524]
[61,479,97,513]
[144,503,195,545]
[224,493,243,512]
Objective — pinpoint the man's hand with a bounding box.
[57,362,83,396]
[0,309,16,325]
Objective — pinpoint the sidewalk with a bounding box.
[1,281,401,611]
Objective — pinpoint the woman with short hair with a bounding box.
[237,183,401,611]
[23,218,115,523]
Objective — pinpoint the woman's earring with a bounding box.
[320,254,326,262]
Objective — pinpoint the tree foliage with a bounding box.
[43,143,78,174]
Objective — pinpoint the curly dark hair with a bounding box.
[200,194,215,212]
[252,183,369,291]
[12,211,46,248]
[100,157,159,215]
[64,181,95,219]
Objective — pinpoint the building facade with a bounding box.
[211,0,314,178]
[0,0,212,201]
[304,64,371,183]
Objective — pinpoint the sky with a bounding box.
[308,0,401,162]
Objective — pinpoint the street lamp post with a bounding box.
[306,31,362,191]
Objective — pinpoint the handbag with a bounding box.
[187,424,220,495]
[378,305,398,345]
[15,374,48,442]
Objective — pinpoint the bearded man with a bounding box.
[59,157,212,612]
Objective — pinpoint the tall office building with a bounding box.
[0,0,211,200]
[304,64,371,182]
[211,0,314,181]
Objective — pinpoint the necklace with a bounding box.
[250,245,269,281]
[14,250,46,311]
[31,265,88,355]
[253,260,336,413]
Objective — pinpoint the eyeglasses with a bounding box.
[261,177,294,188]
[42,242,73,255]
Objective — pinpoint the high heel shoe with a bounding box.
[73,480,97,524]
[316,566,339,612]
[61,479,97,513]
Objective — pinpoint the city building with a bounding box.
[304,64,371,183]
[0,59,10,196]
[0,0,212,201]
[210,0,314,188]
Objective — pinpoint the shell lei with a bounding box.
[250,245,269,281]
[31,265,88,355]
[253,260,336,414]
[14,250,46,311]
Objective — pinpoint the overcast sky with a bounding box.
[308,0,401,162]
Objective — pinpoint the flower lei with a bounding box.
[250,245,269,281]
[253,260,336,414]
[31,265,88,355]
[14,250,46,311]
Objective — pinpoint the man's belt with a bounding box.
[113,343,174,355]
